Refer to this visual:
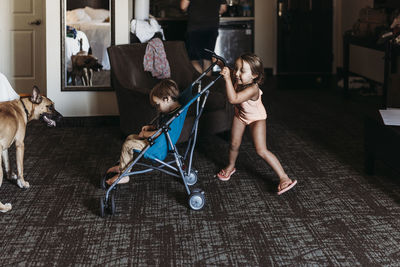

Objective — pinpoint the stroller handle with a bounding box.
[192,49,227,85]
[204,49,227,67]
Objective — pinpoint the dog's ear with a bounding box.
[88,47,92,55]
[31,85,43,104]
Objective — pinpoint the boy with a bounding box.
[106,79,181,185]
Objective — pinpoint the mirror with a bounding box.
[61,0,115,91]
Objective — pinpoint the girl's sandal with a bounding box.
[277,179,297,195]
[217,168,236,181]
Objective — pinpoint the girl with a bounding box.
[217,53,297,195]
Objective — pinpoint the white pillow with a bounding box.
[66,8,92,23]
[84,6,110,21]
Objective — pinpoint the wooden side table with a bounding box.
[342,32,398,108]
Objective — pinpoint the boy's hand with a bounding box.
[139,129,157,139]
[141,125,152,132]
[220,67,231,80]
[138,131,145,139]
[139,125,157,139]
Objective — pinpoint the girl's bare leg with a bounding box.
[222,116,246,173]
[249,120,294,188]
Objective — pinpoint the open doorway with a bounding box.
[277,0,333,89]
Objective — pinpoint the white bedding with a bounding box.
[65,30,90,72]
[67,21,111,70]
[0,72,19,102]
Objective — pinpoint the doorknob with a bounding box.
[29,19,41,26]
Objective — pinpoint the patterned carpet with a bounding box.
[0,85,399,266]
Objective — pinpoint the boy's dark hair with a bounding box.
[239,53,264,85]
[149,79,180,106]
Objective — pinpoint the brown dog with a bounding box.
[0,86,62,213]
[70,44,103,86]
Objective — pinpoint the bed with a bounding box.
[65,0,111,70]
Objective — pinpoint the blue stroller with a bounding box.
[99,51,227,217]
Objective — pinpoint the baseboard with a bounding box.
[59,116,120,127]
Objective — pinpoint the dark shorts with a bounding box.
[186,28,219,60]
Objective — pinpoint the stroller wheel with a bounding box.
[109,193,116,215]
[185,169,198,186]
[188,189,205,210]
[99,197,106,217]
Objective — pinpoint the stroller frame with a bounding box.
[100,52,226,216]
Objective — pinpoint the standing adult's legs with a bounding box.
[191,60,203,74]
[203,60,212,76]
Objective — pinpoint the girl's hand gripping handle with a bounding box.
[220,67,231,81]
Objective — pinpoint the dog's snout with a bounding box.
[50,109,63,122]
[46,104,63,122]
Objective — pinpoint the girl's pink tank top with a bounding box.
[235,89,267,123]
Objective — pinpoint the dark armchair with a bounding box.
[107,41,233,142]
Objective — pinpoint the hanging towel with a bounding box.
[143,38,171,79]
[0,72,19,102]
